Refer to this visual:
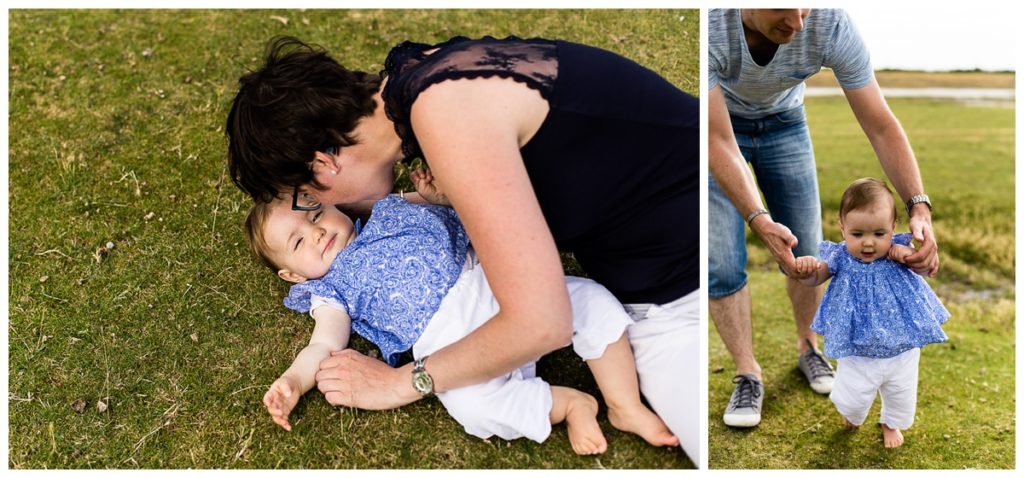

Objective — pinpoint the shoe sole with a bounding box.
[809,381,833,394]
[723,413,761,427]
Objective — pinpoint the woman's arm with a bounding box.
[315,77,573,409]
[411,78,572,388]
[844,80,938,276]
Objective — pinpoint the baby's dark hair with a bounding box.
[839,178,897,224]
[244,200,283,273]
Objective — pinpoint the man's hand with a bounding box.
[316,349,420,410]
[749,214,800,276]
[411,168,450,206]
[903,207,939,276]
[263,376,301,431]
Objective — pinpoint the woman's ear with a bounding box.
[312,151,340,176]
[278,269,308,284]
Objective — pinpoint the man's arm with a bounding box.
[708,86,806,277]
[844,80,938,276]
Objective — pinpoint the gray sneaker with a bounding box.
[798,340,835,394]
[723,374,764,427]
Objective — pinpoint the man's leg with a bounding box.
[787,277,823,354]
[708,171,764,428]
[747,107,834,393]
[709,286,760,379]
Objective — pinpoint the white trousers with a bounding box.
[624,288,700,463]
[412,260,633,443]
[829,347,920,430]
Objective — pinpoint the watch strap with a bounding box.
[905,194,931,216]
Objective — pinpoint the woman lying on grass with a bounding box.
[227,35,699,458]
[243,173,678,454]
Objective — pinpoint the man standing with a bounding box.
[708,8,939,427]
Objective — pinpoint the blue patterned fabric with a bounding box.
[811,233,949,359]
[283,195,470,365]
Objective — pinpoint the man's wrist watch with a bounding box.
[905,194,932,217]
[411,355,435,397]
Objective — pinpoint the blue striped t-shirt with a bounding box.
[709,8,874,118]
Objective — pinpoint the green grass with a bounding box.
[708,96,1015,468]
[8,9,697,469]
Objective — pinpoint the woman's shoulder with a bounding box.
[383,35,555,81]
[382,36,557,161]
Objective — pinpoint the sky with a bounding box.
[846,7,1017,72]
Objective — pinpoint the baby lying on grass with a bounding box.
[243,173,678,454]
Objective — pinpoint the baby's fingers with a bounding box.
[272,380,294,399]
[271,414,292,431]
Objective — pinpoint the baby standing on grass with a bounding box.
[243,175,678,455]
[793,178,949,448]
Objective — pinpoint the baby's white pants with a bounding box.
[412,258,633,443]
[829,347,921,430]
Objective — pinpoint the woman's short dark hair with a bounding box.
[226,36,382,202]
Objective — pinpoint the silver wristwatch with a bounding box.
[411,355,435,397]
[905,194,932,216]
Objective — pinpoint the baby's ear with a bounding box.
[278,270,308,284]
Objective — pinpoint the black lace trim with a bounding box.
[381,36,559,162]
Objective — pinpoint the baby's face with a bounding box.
[840,205,895,263]
[264,199,357,282]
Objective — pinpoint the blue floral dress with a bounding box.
[811,233,949,359]
[283,196,470,365]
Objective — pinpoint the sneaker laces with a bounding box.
[802,339,834,379]
[730,375,761,408]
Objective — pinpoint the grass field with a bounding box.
[8,9,698,469]
[708,93,1016,468]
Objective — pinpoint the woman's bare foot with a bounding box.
[841,416,859,429]
[564,392,607,455]
[607,402,679,447]
[881,423,904,448]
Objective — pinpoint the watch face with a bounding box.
[413,372,434,394]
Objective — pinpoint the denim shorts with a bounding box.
[708,106,822,298]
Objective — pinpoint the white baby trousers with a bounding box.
[412,256,633,443]
[829,347,921,430]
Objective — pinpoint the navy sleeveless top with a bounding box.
[382,36,698,304]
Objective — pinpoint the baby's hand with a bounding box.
[411,168,450,206]
[792,255,825,279]
[263,376,301,431]
[888,244,915,264]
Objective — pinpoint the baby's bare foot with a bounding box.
[881,423,904,448]
[565,392,607,455]
[607,402,679,447]
[842,416,859,429]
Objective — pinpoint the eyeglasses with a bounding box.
[291,186,321,211]
[291,146,337,211]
